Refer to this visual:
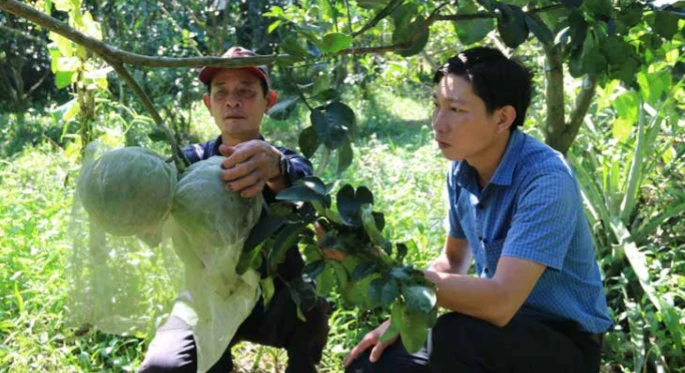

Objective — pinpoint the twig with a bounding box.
[104,59,187,171]
[352,0,404,38]
[0,24,47,45]
[435,3,565,21]
[567,75,597,138]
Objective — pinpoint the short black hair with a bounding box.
[433,47,532,130]
[205,75,269,97]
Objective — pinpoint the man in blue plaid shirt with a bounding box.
[344,47,613,373]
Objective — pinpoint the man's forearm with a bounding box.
[424,271,508,326]
[427,248,471,275]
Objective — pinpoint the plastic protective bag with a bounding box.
[69,145,262,372]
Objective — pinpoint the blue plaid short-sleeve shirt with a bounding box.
[446,129,613,333]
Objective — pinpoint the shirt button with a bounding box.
[478,236,484,241]
[484,268,489,274]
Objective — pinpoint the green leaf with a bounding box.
[342,255,361,273]
[56,56,80,73]
[337,137,353,173]
[299,126,320,159]
[268,223,308,275]
[381,280,399,306]
[304,260,327,279]
[603,36,634,66]
[315,262,336,296]
[321,32,353,54]
[55,70,75,89]
[303,243,323,262]
[612,90,640,121]
[561,0,582,8]
[311,108,345,150]
[315,88,341,101]
[391,3,429,57]
[337,184,373,226]
[277,185,328,203]
[313,73,331,96]
[495,4,529,48]
[636,70,671,105]
[567,10,587,53]
[395,243,408,263]
[53,0,72,12]
[654,11,679,40]
[402,285,437,313]
[453,3,495,45]
[268,96,300,120]
[236,242,263,275]
[352,261,378,281]
[380,303,403,343]
[261,277,275,307]
[329,260,349,290]
[343,273,382,309]
[584,0,613,17]
[49,32,73,57]
[389,266,411,281]
[525,13,554,46]
[147,128,169,142]
[367,278,385,307]
[612,118,633,142]
[361,203,392,254]
[357,0,391,9]
[268,19,282,34]
[616,6,642,31]
[380,319,401,343]
[393,19,429,57]
[288,277,318,313]
[399,306,429,353]
[281,35,310,58]
[325,101,357,139]
[579,32,606,75]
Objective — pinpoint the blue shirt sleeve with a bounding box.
[446,164,467,239]
[501,171,579,271]
[275,145,314,183]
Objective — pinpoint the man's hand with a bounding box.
[343,319,395,367]
[219,140,282,198]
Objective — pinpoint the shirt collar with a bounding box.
[452,129,525,187]
[489,129,525,186]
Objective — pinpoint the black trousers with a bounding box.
[346,312,604,373]
[139,248,330,373]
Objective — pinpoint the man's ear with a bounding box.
[495,105,516,133]
[202,93,212,112]
[265,90,278,112]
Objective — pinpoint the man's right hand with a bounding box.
[343,319,397,367]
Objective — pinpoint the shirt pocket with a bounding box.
[482,238,506,278]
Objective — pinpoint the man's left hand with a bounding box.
[219,140,282,198]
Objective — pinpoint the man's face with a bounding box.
[203,69,275,141]
[432,74,504,161]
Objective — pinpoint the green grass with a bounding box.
[1,88,683,372]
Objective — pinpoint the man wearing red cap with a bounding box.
[138,46,329,373]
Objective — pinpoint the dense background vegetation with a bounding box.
[1,0,683,372]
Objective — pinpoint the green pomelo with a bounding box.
[171,156,262,249]
[77,147,177,236]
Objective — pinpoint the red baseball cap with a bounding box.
[198,46,270,90]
